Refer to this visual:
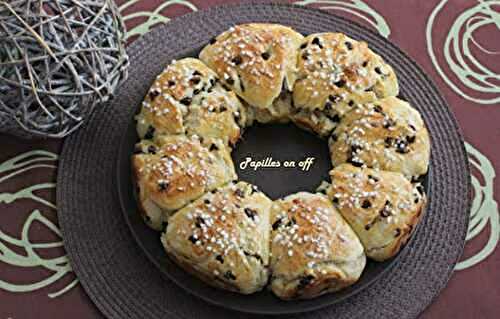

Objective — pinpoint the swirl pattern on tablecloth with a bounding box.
[426,0,500,104]
[295,0,391,37]
[0,151,78,298]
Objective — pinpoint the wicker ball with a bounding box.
[0,0,128,138]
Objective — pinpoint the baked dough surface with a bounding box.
[162,181,272,294]
[132,135,236,230]
[270,192,366,299]
[329,96,430,179]
[327,164,426,261]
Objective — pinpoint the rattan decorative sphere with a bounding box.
[0,0,129,138]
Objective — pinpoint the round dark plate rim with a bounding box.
[115,8,432,313]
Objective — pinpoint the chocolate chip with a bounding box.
[233,113,241,124]
[323,102,333,113]
[347,157,364,167]
[232,55,243,65]
[361,200,372,209]
[272,218,282,230]
[286,217,297,227]
[329,114,340,123]
[204,199,210,205]
[149,90,160,100]
[348,100,355,107]
[364,224,371,230]
[414,197,419,204]
[329,94,341,103]
[168,80,175,87]
[188,235,197,244]
[330,133,338,142]
[368,174,379,182]
[409,124,416,131]
[375,67,382,75]
[334,79,346,88]
[395,141,409,154]
[416,184,425,196]
[216,255,224,263]
[244,251,263,263]
[158,181,168,191]
[373,105,383,113]
[147,145,156,154]
[234,188,244,198]
[219,106,228,112]
[180,97,192,106]
[193,88,201,95]
[244,208,258,220]
[190,77,201,85]
[406,135,416,144]
[384,137,393,147]
[261,52,270,60]
[383,118,396,129]
[300,42,308,49]
[195,216,205,228]
[394,228,401,237]
[345,41,353,50]
[144,126,155,139]
[192,70,202,76]
[223,270,236,280]
[209,143,219,151]
[312,37,323,48]
[332,197,339,204]
[209,37,217,45]
[298,275,315,289]
[301,51,309,60]
[362,61,368,67]
[379,200,392,217]
[351,144,362,154]
[226,77,234,86]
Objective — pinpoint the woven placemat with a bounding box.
[57,3,471,319]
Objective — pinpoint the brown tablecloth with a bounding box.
[0,0,499,318]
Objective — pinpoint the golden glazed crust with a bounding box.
[291,33,398,134]
[270,192,366,300]
[327,164,426,261]
[162,181,273,294]
[329,96,430,179]
[136,58,248,146]
[132,135,236,230]
[199,24,303,115]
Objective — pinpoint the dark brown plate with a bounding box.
[116,51,430,316]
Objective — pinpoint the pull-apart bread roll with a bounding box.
[199,24,303,123]
[291,33,398,137]
[132,135,236,230]
[327,164,426,261]
[162,182,273,294]
[136,58,248,147]
[329,96,430,180]
[269,192,366,299]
